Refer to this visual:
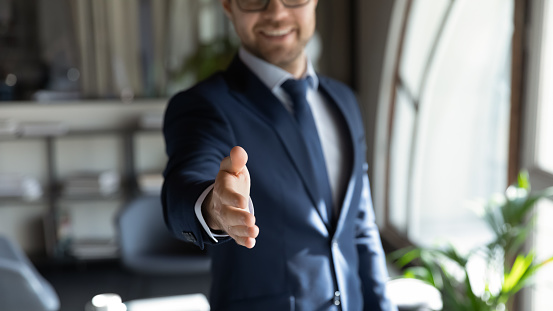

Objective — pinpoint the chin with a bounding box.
[259,48,305,68]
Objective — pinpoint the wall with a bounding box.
[355,0,400,225]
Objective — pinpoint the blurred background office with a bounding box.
[0,0,552,310]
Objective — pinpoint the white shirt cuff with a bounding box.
[194,183,255,243]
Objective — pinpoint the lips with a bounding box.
[259,28,294,37]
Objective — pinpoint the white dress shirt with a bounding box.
[195,47,350,242]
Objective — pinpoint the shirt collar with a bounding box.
[238,47,319,92]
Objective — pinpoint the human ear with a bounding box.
[220,0,233,19]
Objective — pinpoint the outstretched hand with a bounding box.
[202,146,258,248]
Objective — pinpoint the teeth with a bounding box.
[262,29,292,36]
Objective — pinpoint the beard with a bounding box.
[243,30,312,73]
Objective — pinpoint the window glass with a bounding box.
[389,87,416,234]
[537,0,553,173]
[399,0,449,99]
[533,199,553,310]
[532,1,553,309]
[407,0,513,248]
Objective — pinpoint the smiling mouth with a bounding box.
[260,28,294,37]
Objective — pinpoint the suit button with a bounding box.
[333,291,341,306]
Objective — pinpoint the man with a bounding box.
[162,0,396,310]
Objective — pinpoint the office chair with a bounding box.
[117,195,211,275]
[0,235,60,311]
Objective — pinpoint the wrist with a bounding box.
[201,189,220,231]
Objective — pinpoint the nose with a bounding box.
[262,0,289,19]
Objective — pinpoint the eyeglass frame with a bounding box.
[233,0,311,12]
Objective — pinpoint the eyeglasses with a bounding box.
[235,0,311,12]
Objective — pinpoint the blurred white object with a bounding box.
[386,278,443,310]
[0,174,43,201]
[125,294,210,311]
[86,293,127,311]
[63,171,120,197]
[68,239,119,260]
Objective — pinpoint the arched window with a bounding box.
[521,0,553,309]
[382,0,513,248]
[365,0,553,309]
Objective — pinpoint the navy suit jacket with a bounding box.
[162,56,394,311]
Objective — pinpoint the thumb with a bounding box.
[221,146,248,174]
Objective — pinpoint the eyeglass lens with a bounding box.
[236,0,310,12]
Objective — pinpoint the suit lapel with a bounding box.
[318,76,359,233]
[224,57,331,227]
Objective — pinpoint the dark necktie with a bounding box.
[281,78,334,223]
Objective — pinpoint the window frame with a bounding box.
[363,0,529,255]
[519,0,553,308]
[364,0,551,309]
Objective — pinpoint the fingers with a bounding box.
[218,204,256,227]
[236,237,257,249]
[216,205,258,249]
[213,188,250,211]
[228,224,259,238]
[227,225,259,249]
[211,146,256,248]
[220,146,248,174]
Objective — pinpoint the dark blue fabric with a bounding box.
[161,56,396,311]
[281,78,334,224]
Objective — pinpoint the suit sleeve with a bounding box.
[355,169,397,311]
[340,85,396,311]
[161,88,235,249]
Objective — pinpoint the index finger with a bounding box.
[220,204,256,227]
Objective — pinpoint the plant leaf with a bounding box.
[503,253,535,293]
[391,247,421,268]
[434,244,469,267]
[403,266,435,285]
[517,170,530,191]
[508,255,553,295]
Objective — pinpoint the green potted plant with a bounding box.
[392,171,553,311]
[171,36,238,84]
